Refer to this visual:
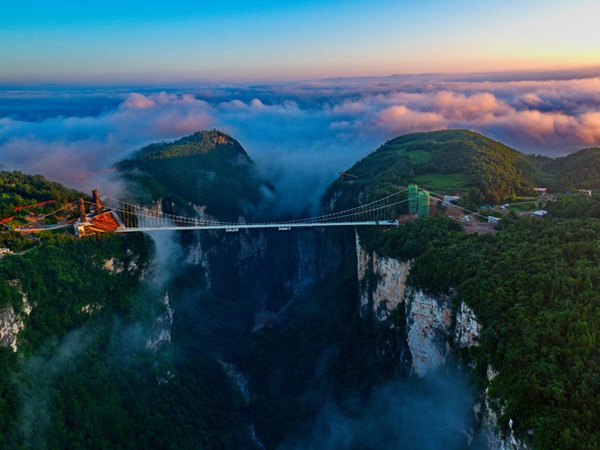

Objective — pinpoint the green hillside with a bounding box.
[325,130,537,210]
[530,147,600,190]
[117,130,273,220]
[0,171,84,251]
[0,170,81,219]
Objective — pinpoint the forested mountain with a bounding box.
[529,147,600,190]
[325,130,537,209]
[0,172,254,448]
[2,130,600,449]
[117,129,273,219]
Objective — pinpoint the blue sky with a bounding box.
[1,1,600,212]
[2,0,599,84]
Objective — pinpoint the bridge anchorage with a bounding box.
[15,185,446,237]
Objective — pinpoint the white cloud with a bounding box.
[1,76,600,207]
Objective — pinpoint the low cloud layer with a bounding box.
[1,73,600,211]
[280,369,485,450]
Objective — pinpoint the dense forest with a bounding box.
[528,147,600,190]
[116,130,274,220]
[2,130,600,449]
[358,195,600,450]
[0,171,81,216]
[323,130,537,210]
[0,228,256,448]
[0,168,256,448]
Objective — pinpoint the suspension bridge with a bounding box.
[100,187,424,233]
[12,185,492,236]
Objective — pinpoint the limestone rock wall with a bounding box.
[147,291,174,350]
[0,280,32,351]
[356,232,411,322]
[405,288,454,376]
[354,233,528,449]
[454,301,482,348]
[0,305,24,351]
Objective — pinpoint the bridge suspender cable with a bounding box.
[98,188,412,232]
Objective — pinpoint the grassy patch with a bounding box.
[408,150,431,165]
[507,202,537,212]
[412,172,468,190]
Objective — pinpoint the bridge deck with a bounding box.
[116,220,397,232]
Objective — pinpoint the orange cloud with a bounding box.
[577,112,600,144]
[376,106,446,133]
[122,93,155,109]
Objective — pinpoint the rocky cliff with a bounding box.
[0,280,32,351]
[355,232,528,450]
[356,232,411,322]
[0,304,24,351]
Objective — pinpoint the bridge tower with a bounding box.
[417,191,430,218]
[78,198,88,223]
[92,189,102,214]
[408,184,419,214]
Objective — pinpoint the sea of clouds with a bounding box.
[1,72,600,211]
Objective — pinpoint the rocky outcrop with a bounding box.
[81,304,103,315]
[405,288,454,376]
[147,291,174,350]
[356,232,411,322]
[102,254,142,276]
[454,301,482,348]
[478,366,529,450]
[102,257,125,274]
[0,280,33,351]
[0,305,24,351]
[354,235,527,449]
[219,360,251,405]
[185,235,212,289]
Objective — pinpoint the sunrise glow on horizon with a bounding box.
[1,0,599,85]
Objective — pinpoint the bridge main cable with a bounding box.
[101,187,411,231]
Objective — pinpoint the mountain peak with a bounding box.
[133,129,248,161]
[329,129,536,208]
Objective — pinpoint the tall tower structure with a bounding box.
[408,184,419,214]
[418,191,430,218]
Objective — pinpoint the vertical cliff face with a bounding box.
[454,301,483,348]
[356,232,411,322]
[0,280,32,352]
[354,234,531,450]
[185,234,213,289]
[146,290,174,351]
[355,232,483,374]
[405,288,454,376]
[479,366,530,450]
[0,305,24,351]
[356,232,457,375]
[185,226,328,314]
[290,230,322,294]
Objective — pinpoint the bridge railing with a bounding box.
[100,187,416,231]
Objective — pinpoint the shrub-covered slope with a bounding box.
[530,147,600,190]
[324,129,537,210]
[117,129,273,219]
